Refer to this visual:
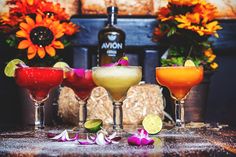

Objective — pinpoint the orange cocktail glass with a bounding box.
[156,66,203,127]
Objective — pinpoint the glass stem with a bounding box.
[113,101,123,131]
[175,100,185,127]
[78,100,87,128]
[35,102,45,129]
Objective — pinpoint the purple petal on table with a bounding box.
[50,130,78,142]
[73,68,85,78]
[108,132,117,140]
[127,135,142,146]
[141,137,154,145]
[110,136,121,142]
[47,133,56,138]
[96,133,111,145]
[78,137,96,145]
[137,128,148,138]
[128,129,154,146]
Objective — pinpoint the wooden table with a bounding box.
[0,125,236,156]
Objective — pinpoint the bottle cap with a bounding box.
[107,6,118,13]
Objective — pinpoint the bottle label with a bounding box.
[100,32,124,57]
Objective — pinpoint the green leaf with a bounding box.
[167,27,176,37]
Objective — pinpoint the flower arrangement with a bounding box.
[154,0,222,71]
[0,0,78,66]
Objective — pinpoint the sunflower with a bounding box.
[39,1,69,21]
[16,14,65,59]
[169,0,202,6]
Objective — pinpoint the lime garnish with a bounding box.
[184,59,195,67]
[53,61,70,71]
[142,114,162,135]
[84,119,103,133]
[4,59,25,77]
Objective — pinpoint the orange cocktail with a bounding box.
[156,66,203,100]
[156,66,203,127]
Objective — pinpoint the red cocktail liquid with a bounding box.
[15,67,63,101]
[63,70,96,100]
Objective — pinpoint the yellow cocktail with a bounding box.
[156,66,203,127]
[92,66,142,131]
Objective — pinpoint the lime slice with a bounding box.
[142,114,162,134]
[184,59,195,67]
[4,59,25,77]
[84,119,103,133]
[53,61,70,71]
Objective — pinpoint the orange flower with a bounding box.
[175,13,222,36]
[153,27,166,41]
[204,48,213,57]
[39,1,70,21]
[193,2,217,24]
[9,0,45,16]
[169,0,202,6]
[0,12,23,27]
[16,14,65,59]
[157,7,173,22]
[62,22,79,35]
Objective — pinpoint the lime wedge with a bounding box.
[142,114,162,135]
[4,59,25,77]
[84,119,103,133]
[53,61,70,71]
[184,59,195,67]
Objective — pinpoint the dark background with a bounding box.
[0,16,236,128]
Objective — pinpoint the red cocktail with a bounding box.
[15,67,63,129]
[63,69,96,128]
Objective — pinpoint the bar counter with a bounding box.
[0,125,236,156]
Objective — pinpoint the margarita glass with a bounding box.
[63,69,96,129]
[15,67,63,129]
[92,66,142,131]
[156,66,203,128]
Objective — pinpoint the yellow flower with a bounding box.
[208,54,216,62]
[16,14,65,59]
[175,13,222,36]
[210,62,218,69]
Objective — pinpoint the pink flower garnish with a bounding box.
[73,68,85,78]
[127,129,154,146]
[49,130,78,142]
[78,130,121,145]
[103,56,129,67]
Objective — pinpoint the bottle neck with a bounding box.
[108,13,117,26]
